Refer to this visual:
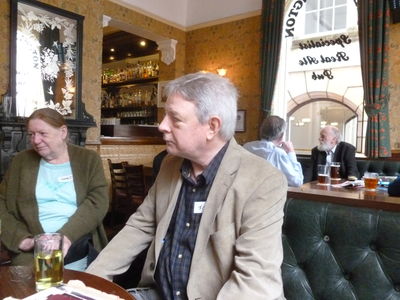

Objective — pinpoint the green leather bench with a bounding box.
[298,156,400,183]
[282,197,400,299]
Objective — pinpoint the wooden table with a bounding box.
[288,181,400,211]
[0,266,135,299]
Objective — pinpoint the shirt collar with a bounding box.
[181,141,229,186]
[326,144,337,155]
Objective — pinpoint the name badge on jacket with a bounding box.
[193,201,206,214]
[58,175,73,182]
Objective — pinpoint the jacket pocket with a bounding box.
[209,223,236,280]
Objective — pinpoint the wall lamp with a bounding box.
[216,68,227,77]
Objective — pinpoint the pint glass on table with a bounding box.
[330,162,341,181]
[317,164,330,185]
[34,233,64,291]
[363,172,379,191]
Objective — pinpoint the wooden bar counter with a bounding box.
[87,124,166,181]
[288,182,400,212]
[101,124,164,145]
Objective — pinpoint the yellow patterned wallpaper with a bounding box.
[0,1,10,96]
[186,16,262,144]
[1,1,400,149]
[0,0,185,144]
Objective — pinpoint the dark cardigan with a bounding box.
[0,144,109,265]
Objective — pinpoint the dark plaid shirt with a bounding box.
[154,143,228,300]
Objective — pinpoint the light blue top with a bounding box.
[36,159,87,271]
[243,140,304,187]
[36,159,77,233]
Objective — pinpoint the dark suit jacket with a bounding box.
[388,176,400,196]
[311,141,358,180]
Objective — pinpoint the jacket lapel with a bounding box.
[19,153,44,234]
[190,139,240,268]
[334,142,343,162]
[320,151,327,165]
[154,158,183,262]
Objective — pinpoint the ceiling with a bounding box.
[102,27,159,64]
[102,0,262,64]
[109,0,262,28]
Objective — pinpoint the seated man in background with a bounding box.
[243,115,303,187]
[87,72,287,300]
[311,125,358,181]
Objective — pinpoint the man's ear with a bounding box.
[207,116,222,140]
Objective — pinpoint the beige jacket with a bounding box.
[87,139,287,300]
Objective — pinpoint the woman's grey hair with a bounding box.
[164,72,238,141]
[260,115,286,142]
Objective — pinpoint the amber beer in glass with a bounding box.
[363,172,379,191]
[34,233,64,291]
[330,162,341,181]
[317,164,330,185]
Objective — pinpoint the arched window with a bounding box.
[273,0,363,154]
[287,97,367,153]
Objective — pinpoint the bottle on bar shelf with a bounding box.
[102,60,160,84]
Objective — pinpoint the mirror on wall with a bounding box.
[9,0,84,119]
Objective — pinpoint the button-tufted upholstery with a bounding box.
[298,156,400,183]
[282,197,400,300]
[356,160,400,178]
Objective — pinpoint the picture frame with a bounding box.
[235,110,246,132]
[157,81,169,108]
[10,0,85,119]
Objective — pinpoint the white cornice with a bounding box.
[186,10,261,31]
[108,0,187,31]
[108,0,262,32]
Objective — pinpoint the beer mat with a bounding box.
[331,180,364,188]
[22,280,123,300]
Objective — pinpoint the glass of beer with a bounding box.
[34,233,64,291]
[330,162,341,181]
[317,164,330,185]
[363,172,379,191]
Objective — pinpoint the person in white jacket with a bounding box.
[244,115,304,187]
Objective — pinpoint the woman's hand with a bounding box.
[62,235,72,257]
[18,237,34,251]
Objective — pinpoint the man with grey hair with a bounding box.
[87,72,287,300]
[244,115,303,187]
[311,125,358,181]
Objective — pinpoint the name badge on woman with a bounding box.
[58,175,73,182]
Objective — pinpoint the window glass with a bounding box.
[288,101,360,150]
[305,12,318,34]
[275,0,364,154]
[334,6,347,29]
[307,0,318,11]
[305,0,347,34]
[320,9,333,32]
[321,0,333,9]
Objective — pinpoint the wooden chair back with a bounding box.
[123,164,147,197]
[107,159,128,200]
